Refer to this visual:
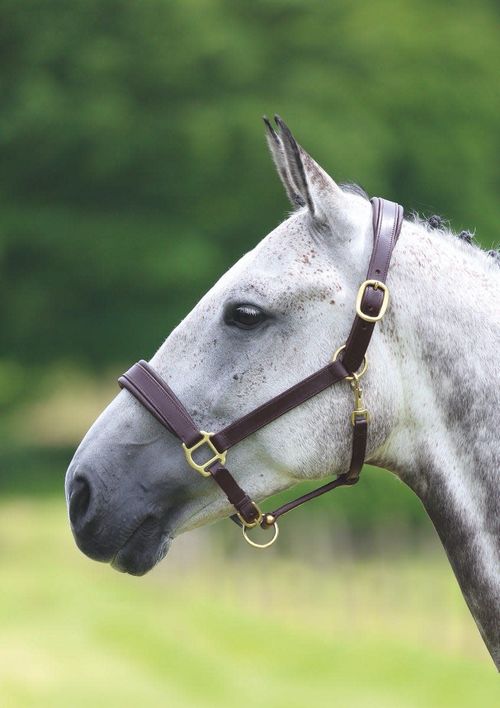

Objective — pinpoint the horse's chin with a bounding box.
[110,520,173,576]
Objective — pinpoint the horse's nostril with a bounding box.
[69,476,91,525]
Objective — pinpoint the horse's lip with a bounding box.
[110,517,172,576]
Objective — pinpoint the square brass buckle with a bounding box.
[182,431,227,477]
[355,279,389,323]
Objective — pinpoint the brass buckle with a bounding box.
[182,431,227,477]
[355,279,389,323]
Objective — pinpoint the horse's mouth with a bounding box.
[110,517,172,576]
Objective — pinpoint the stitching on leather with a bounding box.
[137,364,198,439]
[216,360,347,447]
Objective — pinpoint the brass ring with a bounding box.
[242,521,279,549]
[332,344,368,380]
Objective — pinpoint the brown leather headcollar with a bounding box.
[118,197,404,548]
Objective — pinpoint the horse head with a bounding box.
[65,117,398,575]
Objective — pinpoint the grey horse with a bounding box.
[66,117,500,668]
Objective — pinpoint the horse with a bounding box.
[65,116,500,668]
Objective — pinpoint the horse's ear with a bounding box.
[263,115,350,225]
[263,116,307,209]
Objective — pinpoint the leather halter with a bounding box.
[118,197,404,548]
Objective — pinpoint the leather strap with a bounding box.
[208,461,259,523]
[255,414,367,527]
[342,198,403,374]
[212,359,349,451]
[119,361,201,447]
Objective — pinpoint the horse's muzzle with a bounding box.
[66,459,174,575]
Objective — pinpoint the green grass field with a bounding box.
[0,498,497,707]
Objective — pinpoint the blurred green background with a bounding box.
[1,1,499,705]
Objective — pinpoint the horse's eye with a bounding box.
[225,304,266,330]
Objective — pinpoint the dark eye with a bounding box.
[225,304,267,330]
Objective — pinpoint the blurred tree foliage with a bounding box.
[0,0,499,397]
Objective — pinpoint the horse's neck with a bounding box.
[373,221,500,667]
